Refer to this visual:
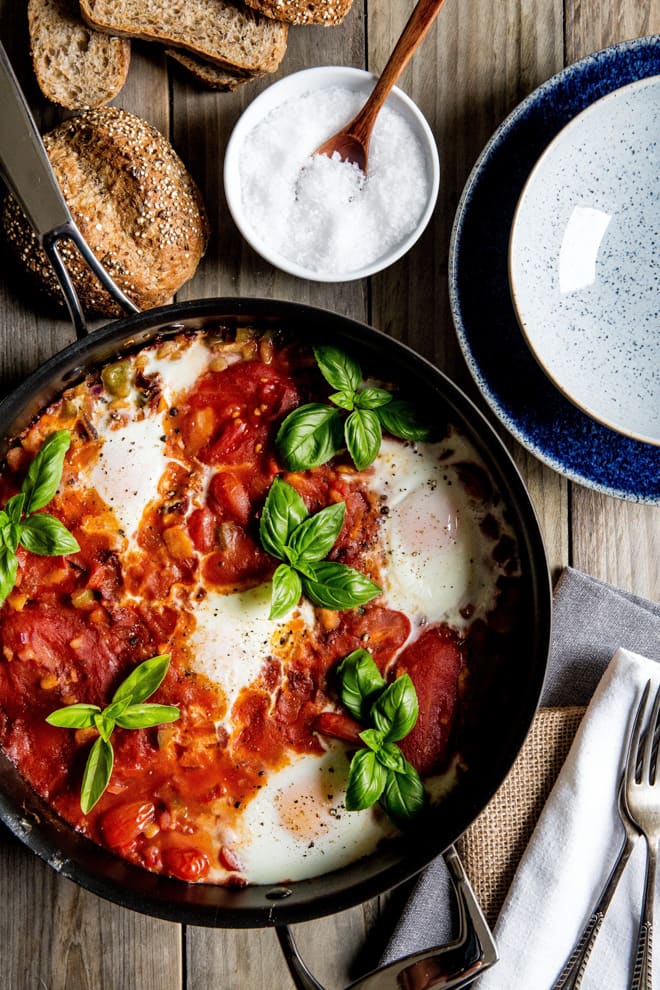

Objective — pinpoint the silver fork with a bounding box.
[626,679,660,990]
[550,687,646,990]
[550,781,640,990]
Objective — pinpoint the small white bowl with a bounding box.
[223,66,440,283]
[509,76,660,446]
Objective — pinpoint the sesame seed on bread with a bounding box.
[2,107,209,317]
[243,0,353,26]
[79,0,288,75]
[28,0,130,109]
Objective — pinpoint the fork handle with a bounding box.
[631,841,657,990]
[551,831,637,990]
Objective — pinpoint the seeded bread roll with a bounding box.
[2,107,209,317]
[28,0,130,109]
[243,0,353,25]
[165,49,262,91]
[80,0,288,75]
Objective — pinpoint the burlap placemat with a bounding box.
[456,705,586,927]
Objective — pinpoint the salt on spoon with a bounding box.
[314,0,448,173]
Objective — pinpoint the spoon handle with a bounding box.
[348,0,447,142]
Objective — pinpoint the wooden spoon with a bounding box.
[314,0,447,173]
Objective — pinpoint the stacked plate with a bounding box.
[449,36,660,503]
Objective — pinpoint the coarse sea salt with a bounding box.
[238,86,432,275]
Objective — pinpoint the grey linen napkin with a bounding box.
[380,566,660,963]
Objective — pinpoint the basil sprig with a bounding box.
[46,654,180,814]
[337,649,426,827]
[259,478,381,620]
[0,431,80,604]
[277,346,432,472]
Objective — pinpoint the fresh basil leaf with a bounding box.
[19,513,80,556]
[282,547,315,580]
[354,387,392,410]
[313,345,361,392]
[329,389,355,411]
[376,399,433,442]
[269,564,302,621]
[337,649,386,721]
[5,493,25,524]
[111,654,171,706]
[115,703,180,729]
[80,735,114,814]
[359,727,385,752]
[276,404,344,471]
[21,430,71,514]
[371,673,419,743]
[288,501,345,564]
[380,760,427,826]
[260,478,308,560]
[0,548,18,605]
[345,409,382,472]
[102,697,133,723]
[0,521,21,554]
[376,742,406,773]
[94,712,115,742]
[302,561,381,611]
[345,748,388,811]
[46,703,101,729]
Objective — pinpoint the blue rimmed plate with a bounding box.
[449,36,660,503]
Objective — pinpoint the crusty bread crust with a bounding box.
[3,108,209,317]
[243,0,353,25]
[80,0,288,75]
[165,49,262,91]
[28,0,130,109]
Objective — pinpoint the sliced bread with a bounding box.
[243,0,353,25]
[3,107,209,317]
[28,0,130,109]
[165,49,261,91]
[80,0,288,75]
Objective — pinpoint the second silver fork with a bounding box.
[551,683,647,990]
[625,679,660,990]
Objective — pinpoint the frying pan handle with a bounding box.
[0,42,139,338]
[276,846,498,990]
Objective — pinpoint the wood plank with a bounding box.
[0,836,182,990]
[571,490,660,600]
[565,0,659,62]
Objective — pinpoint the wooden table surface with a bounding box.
[0,1,658,987]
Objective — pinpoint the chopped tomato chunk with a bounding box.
[394,625,464,776]
[209,471,251,526]
[162,845,210,882]
[101,801,156,848]
[188,506,217,553]
[313,711,363,746]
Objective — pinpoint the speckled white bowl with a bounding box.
[509,75,660,446]
[224,66,440,283]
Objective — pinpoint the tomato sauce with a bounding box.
[0,328,521,885]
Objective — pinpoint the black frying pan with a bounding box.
[0,42,551,989]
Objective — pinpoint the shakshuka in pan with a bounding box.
[0,327,522,885]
